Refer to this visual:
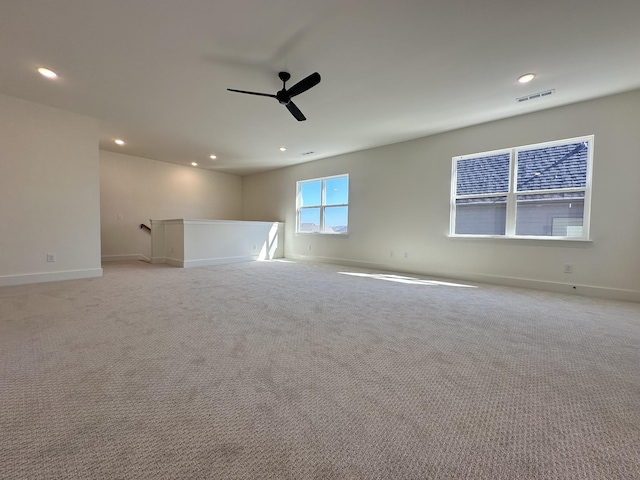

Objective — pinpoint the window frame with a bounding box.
[296,174,349,235]
[450,135,594,241]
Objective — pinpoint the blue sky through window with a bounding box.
[325,177,349,205]
[300,180,321,207]
[300,208,320,224]
[324,206,348,231]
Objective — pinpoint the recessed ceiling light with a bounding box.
[210,155,217,160]
[518,73,536,84]
[37,67,58,79]
[279,147,287,152]
[114,139,125,146]
[191,162,198,166]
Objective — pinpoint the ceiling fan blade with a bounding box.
[286,72,321,98]
[227,89,277,99]
[286,101,306,121]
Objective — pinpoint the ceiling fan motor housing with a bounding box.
[276,90,290,105]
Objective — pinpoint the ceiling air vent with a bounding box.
[516,89,555,103]
[301,151,315,156]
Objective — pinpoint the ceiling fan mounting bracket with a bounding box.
[278,71,291,83]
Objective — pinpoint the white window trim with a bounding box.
[450,135,594,241]
[296,174,349,235]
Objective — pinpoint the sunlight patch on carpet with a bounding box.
[338,271,477,287]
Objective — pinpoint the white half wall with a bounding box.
[242,90,640,302]
[0,94,102,286]
[100,151,242,262]
[150,219,284,267]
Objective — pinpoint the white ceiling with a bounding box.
[2,0,640,176]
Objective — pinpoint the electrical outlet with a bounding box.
[564,264,573,274]
[117,213,124,220]
[308,245,312,251]
[390,251,394,258]
[404,252,408,259]
[46,253,56,262]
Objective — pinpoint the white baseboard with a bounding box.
[102,254,151,263]
[0,268,103,287]
[286,254,640,303]
[150,255,258,268]
[151,256,182,267]
[183,255,257,268]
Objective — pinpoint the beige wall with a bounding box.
[0,94,102,285]
[100,151,242,261]
[242,90,640,301]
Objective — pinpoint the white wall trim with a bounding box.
[0,268,103,287]
[102,254,151,263]
[151,256,182,267]
[151,255,261,268]
[287,254,640,303]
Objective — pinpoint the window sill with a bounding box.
[448,234,592,243]
[296,232,349,237]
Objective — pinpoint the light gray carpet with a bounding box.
[1,260,639,479]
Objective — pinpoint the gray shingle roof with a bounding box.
[456,142,588,196]
[517,142,588,191]
[456,153,510,195]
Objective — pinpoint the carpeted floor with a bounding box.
[1,260,639,479]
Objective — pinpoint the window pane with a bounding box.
[323,206,348,234]
[299,207,320,232]
[325,176,349,205]
[456,153,510,196]
[455,197,506,235]
[515,192,585,237]
[299,180,321,207]
[517,141,588,191]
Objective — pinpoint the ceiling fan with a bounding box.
[227,71,321,121]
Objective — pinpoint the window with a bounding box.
[297,174,349,234]
[451,136,593,239]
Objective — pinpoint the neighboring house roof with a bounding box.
[456,142,588,196]
[457,153,510,195]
